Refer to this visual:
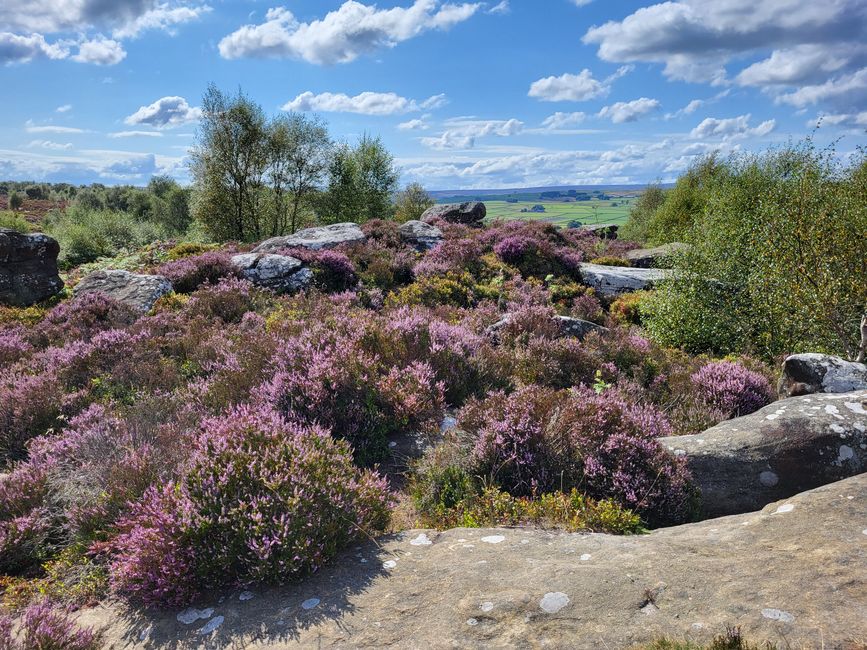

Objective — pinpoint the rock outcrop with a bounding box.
[625,242,691,268]
[659,390,867,517]
[0,229,64,306]
[253,223,366,253]
[779,353,867,398]
[231,253,313,294]
[421,202,486,226]
[581,223,619,239]
[579,263,669,298]
[74,270,171,313]
[486,313,607,341]
[398,220,443,250]
[77,475,867,649]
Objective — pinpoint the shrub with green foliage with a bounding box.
[0,212,33,233]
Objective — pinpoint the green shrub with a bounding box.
[589,256,631,267]
[8,192,24,211]
[620,183,665,242]
[0,211,34,233]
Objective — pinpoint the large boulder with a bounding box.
[253,223,366,253]
[625,242,691,268]
[579,263,669,298]
[74,270,171,313]
[79,475,867,648]
[659,390,867,518]
[779,353,867,398]
[421,202,486,226]
[581,223,619,239]
[0,229,64,306]
[398,220,443,250]
[486,313,607,341]
[231,253,313,295]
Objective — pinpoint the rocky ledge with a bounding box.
[79,474,867,649]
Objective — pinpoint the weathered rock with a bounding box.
[779,353,867,398]
[398,220,443,250]
[77,475,867,649]
[486,313,608,340]
[421,202,486,225]
[253,223,366,253]
[581,223,619,239]
[660,390,867,518]
[231,253,313,294]
[74,270,171,313]
[579,263,669,298]
[625,242,691,268]
[0,229,64,306]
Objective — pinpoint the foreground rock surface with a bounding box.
[231,253,312,294]
[398,220,443,250]
[74,270,171,313]
[0,229,64,306]
[79,475,867,649]
[579,263,669,298]
[624,242,691,268]
[779,353,867,398]
[660,390,867,518]
[421,201,486,225]
[253,223,366,253]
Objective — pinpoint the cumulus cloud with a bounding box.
[282,91,446,115]
[541,112,586,129]
[112,3,212,39]
[811,112,867,128]
[71,36,126,64]
[528,65,631,102]
[597,97,660,123]
[124,96,202,128]
[421,118,524,149]
[55,104,72,113]
[690,114,775,140]
[219,1,483,64]
[398,118,430,130]
[776,68,867,110]
[0,32,69,64]
[582,0,867,105]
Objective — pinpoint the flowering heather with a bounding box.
[155,250,239,293]
[30,293,138,349]
[690,360,775,419]
[0,327,32,368]
[186,276,263,323]
[0,600,100,650]
[460,385,696,525]
[281,247,358,293]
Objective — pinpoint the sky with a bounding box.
[0,0,865,190]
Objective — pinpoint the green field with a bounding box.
[483,197,636,227]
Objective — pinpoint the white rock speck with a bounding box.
[466,618,479,626]
[762,608,794,623]
[772,504,794,514]
[197,616,225,635]
[480,602,494,612]
[481,535,505,544]
[539,592,570,614]
[579,554,592,562]
[239,591,255,601]
[410,533,433,546]
[383,560,397,569]
[301,598,320,610]
[177,608,214,625]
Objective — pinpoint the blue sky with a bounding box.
[1,0,865,189]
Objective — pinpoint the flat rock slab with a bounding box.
[660,390,867,518]
[231,253,312,294]
[398,220,443,250]
[0,229,64,306]
[779,353,867,398]
[74,270,171,313]
[625,242,691,268]
[253,223,366,253]
[579,263,669,298]
[78,475,867,649]
[421,202,486,225]
[580,223,619,239]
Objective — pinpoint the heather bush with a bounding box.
[281,247,358,293]
[386,272,476,309]
[155,250,239,293]
[456,386,697,525]
[610,291,649,326]
[185,277,266,323]
[30,293,138,349]
[690,360,774,419]
[348,240,415,292]
[0,600,100,650]
[165,241,218,261]
[0,328,32,368]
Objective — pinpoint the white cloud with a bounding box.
[570,0,593,6]
[398,118,430,130]
[811,112,867,128]
[0,32,69,64]
[582,0,867,98]
[690,114,775,140]
[27,140,73,150]
[528,65,631,102]
[24,120,87,134]
[282,91,446,115]
[112,3,212,39]
[108,130,164,138]
[219,1,483,64]
[71,36,126,65]
[598,97,660,123]
[124,96,202,128]
[776,68,867,110]
[421,118,524,149]
[488,1,509,14]
[55,104,72,113]
[541,112,586,129]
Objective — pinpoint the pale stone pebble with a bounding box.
[539,592,570,614]
[580,554,592,561]
[177,608,214,624]
[480,602,494,612]
[197,616,225,635]
[467,618,479,626]
[773,504,794,514]
[301,598,320,610]
[239,591,255,601]
[383,560,397,569]
[481,535,505,544]
[410,533,433,546]
[762,608,795,623]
